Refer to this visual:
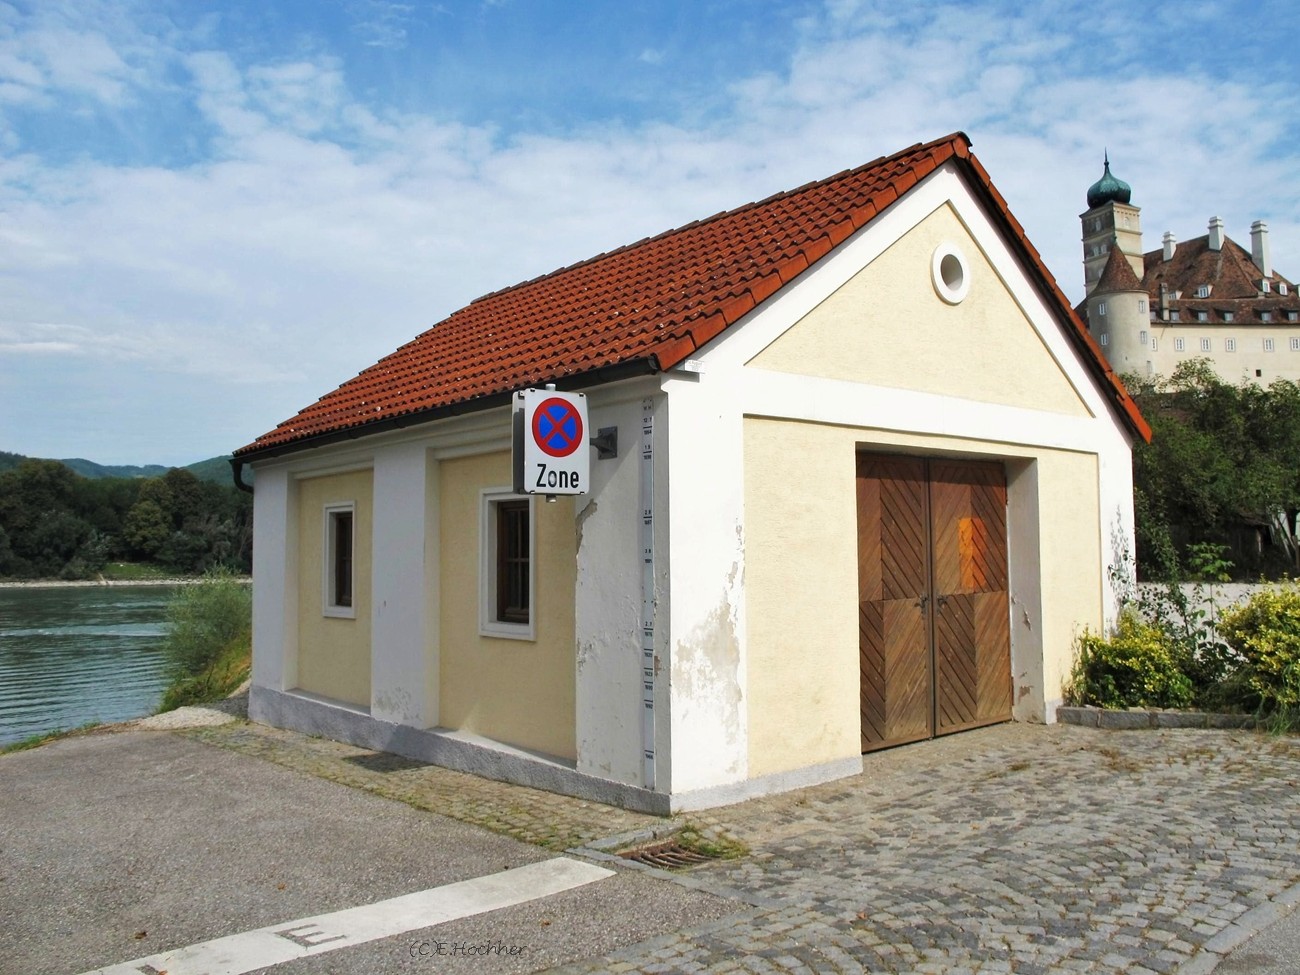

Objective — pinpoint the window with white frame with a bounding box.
[1139,330,1148,345]
[479,489,535,640]
[1264,338,1275,352]
[1261,311,1273,322]
[1150,338,1158,352]
[1225,338,1237,352]
[1174,337,1185,352]
[1099,333,1108,346]
[1279,283,1289,295]
[1291,337,1300,351]
[1223,311,1235,322]
[1196,311,1208,322]
[1200,338,1212,352]
[1098,301,1107,316]
[1138,299,1147,313]
[323,503,355,618]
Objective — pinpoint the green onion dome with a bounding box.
[1086,155,1132,208]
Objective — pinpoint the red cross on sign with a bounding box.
[531,398,584,457]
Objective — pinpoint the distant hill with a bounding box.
[59,458,170,480]
[0,451,244,485]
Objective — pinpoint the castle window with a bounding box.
[1099,333,1109,346]
[1139,330,1148,345]
[1200,338,1212,352]
[1138,299,1147,313]
[1170,310,1180,322]
[1174,338,1186,352]
[1262,280,1272,293]
[1279,283,1289,295]
[1150,338,1158,352]
[1098,301,1107,316]
[1223,311,1234,322]
[1196,311,1208,322]
[1261,311,1273,323]
[1264,338,1276,352]
[1291,338,1300,351]
[1287,311,1298,322]
[1225,338,1237,352]
[1196,285,1211,298]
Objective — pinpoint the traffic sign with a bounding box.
[513,388,590,495]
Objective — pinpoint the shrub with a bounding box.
[1067,609,1194,709]
[159,567,251,709]
[1216,583,1300,716]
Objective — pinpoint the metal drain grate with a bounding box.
[619,840,714,869]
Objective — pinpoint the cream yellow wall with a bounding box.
[743,417,1103,776]
[296,469,373,708]
[1035,449,1102,699]
[749,204,1092,418]
[438,450,577,760]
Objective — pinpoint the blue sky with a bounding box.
[2,0,1297,466]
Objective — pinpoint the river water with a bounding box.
[0,585,175,746]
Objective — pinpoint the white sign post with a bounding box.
[513,388,590,496]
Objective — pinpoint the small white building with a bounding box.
[235,133,1149,813]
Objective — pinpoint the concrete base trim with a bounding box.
[1056,706,1256,730]
[251,686,673,814]
[668,755,865,813]
[250,687,867,814]
[1178,878,1300,975]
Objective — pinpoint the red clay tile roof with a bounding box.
[238,132,1148,457]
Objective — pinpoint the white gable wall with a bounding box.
[658,161,1138,806]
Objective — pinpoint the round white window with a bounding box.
[931,243,970,304]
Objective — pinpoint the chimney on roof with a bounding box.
[1208,216,1225,251]
[1251,220,1272,278]
[1162,232,1176,262]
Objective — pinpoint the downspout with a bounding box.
[230,456,254,494]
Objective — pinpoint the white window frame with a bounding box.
[1225,338,1237,352]
[1138,299,1147,313]
[1139,330,1148,345]
[1200,338,1212,352]
[1150,337,1158,352]
[1098,301,1107,316]
[1099,332,1108,347]
[1291,337,1300,351]
[478,487,536,641]
[322,502,356,619]
[1174,338,1186,352]
[1264,338,1275,352]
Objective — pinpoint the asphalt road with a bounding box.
[0,731,735,975]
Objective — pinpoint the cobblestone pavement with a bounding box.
[184,720,1300,974]
[559,724,1300,974]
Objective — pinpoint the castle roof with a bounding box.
[1140,234,1298,325]
[1095,240,1143,292]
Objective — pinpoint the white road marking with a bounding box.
[84,856,614,975]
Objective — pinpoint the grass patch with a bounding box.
[101,561,172,581]
[674,823,749,861]
[1,721,102,754]
[156,568,251,711]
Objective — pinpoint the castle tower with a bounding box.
[1086,241,1150,375]
[1080,154,1144,295]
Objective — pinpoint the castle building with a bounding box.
[1078,158,1300,382]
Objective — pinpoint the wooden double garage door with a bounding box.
[857,453,1012,752]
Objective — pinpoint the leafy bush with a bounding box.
[159,567,251,710]
[1067,609,1194,709]
[1216,583,1300,716]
